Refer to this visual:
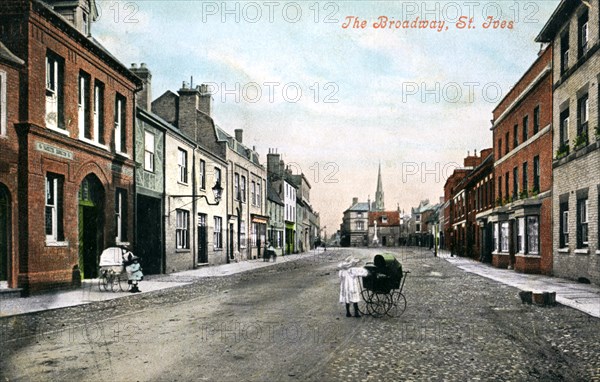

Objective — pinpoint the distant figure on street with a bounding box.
[338,257,368,317]
[264,242,277,262]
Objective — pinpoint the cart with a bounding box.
[357,254,409,318]
[98,247,132,292]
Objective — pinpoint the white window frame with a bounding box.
[251,181,256,206]
[78,73,88,139]
[500,222,509,253]
[234,173,240,200]
[527,216,539,254]
[114,96,124,153]
[178,148,188,184]
[240,219,246,248]
[493,222,499,252]
[241,175,246,202]
[115,189,125,244]
[580,199,589,246]
[176,209,189,249]
[45,175,59,241]
[563,210,569,246]
[214,167,221,187]
[144,131,155,172]
[214,216,223,249]
[199,160,206,190]
[93,82,103,143]
[257,182,262,208]
[0,70,6,136]
[45,55,62,131]
[517,217,525,253]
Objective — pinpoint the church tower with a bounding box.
[374,162,385,211]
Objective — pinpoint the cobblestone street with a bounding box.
[1,247,599,381]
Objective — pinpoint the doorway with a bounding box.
[198,213,208,263]
[136,195,163,273]
[78,174,104,279]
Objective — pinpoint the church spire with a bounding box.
[374,162,384,211]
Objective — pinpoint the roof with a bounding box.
[368,211,400,227]
[214,125,262,167]
[0,40,24,67]
[345,202,370,213]
[267,186,284,205]
[536,0,580,43]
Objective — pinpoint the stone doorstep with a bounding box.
[0,288,24,299]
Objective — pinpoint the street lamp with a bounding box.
[195,181,223,206]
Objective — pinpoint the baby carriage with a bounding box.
[98,247,133,292]
[358,253,409,318]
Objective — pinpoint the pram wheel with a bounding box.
[386,290,407,318]
[356,289,369,315]
[98,270,109,291]
[118,273,131,292]
[365,290,389,318]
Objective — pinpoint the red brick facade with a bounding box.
[0,0,141,293]
[489,46,553,275]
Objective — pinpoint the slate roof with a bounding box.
[345,202,370,213]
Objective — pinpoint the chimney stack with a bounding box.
[352,197,358,205]
[235,129,243,143]
[130,63,152,111]
[197,84,212,116]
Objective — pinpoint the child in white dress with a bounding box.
[338,257,368,317]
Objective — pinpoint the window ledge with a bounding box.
[515,253,541,258]
[177,181,189,187]
[46,240,69,247]
[213,248,223,251]
[558,248,570,254]
[46,125,70,137]
[116,241,130,247]
[596,250,600,256]
[116,152,130,159]
[80,137,109,151]
[175,249,190,253]
[574,249,589,255]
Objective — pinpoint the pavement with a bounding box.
[1,247,599,319]
[436,249,600,318]
[0,252,310,318]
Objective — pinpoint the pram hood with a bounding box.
[99,247,125,267]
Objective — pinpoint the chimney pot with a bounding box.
[140,62,147,68]
[131,63,138,68]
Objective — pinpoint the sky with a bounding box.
[93,0,560,235]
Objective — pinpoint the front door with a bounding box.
[136,195,163,274]
[0,186,9,281]
[198,213,208,263]
[78,175,104,279]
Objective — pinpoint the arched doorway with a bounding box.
[78,174,104,279]
[0,184,10,282]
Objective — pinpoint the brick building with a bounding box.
[368,211,401,247]
[0,40,24,288]
[0,0,141,293]
[537,0,600,283]
[488,45,553,274]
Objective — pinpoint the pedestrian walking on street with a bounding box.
[338,257,368,317]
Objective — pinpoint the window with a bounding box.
[0,70,6,136]
[560,29,569,74]
[517,217,525,253]
[522,115,529,142]
[522,162,528,196]
[498,175,502,201]
[505,132,509,154]
[144,131,155,172]
[257,181,262,208]
[178,148,188,183]
[560,108,570,147]
[533,106,540,134]
[241,176,246,202]
[199,160,206,190]
[234,173,240,200]
[512,167,518,199]
[78,72,91,139]
[500,222,509,252]
[577,93,589,139]
[493,222,499,252]
[114,94,126,153]
[214,216,223,249]
[513,124,519,148]
[45,174,64,242]
[577,198,589,248]
[93,81,104,143]
[251,181,256,205]
[498,139,502,159]
[560,202,569,248]
[45,53,64,130]
[533,156,540,193]
[214,167,221,188]
[578,10,589,57]
[176,209,189,249]
[115,189,127,243]
[240,220,246,248]
[416,223,421,232]
[356,221,364,230]
[527,216,539,254]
